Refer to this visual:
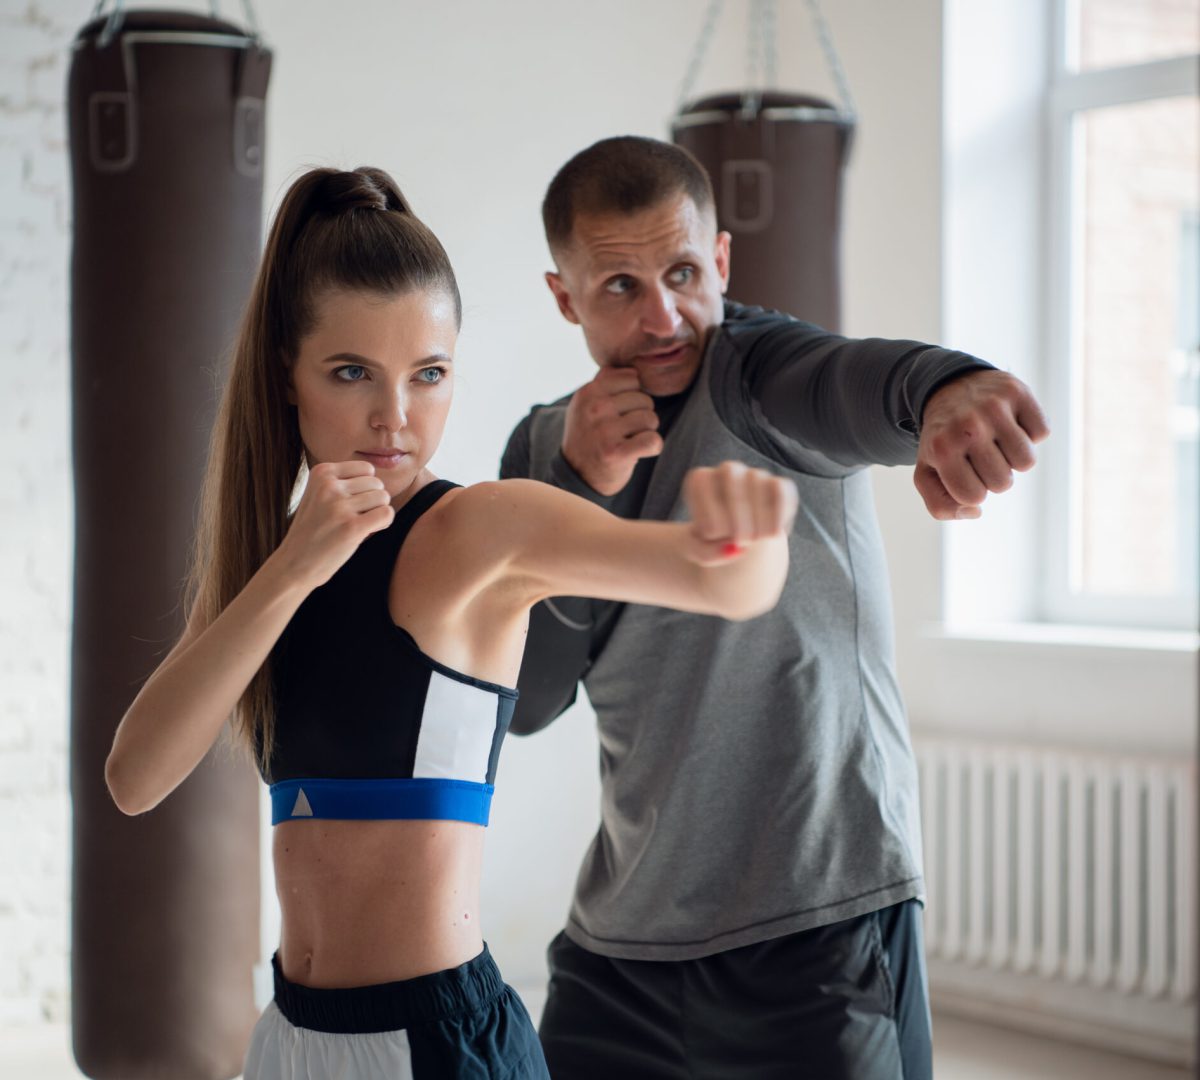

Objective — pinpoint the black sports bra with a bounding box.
[263,479,517,826]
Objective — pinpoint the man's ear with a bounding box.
[714,230,732,295]
[545,271,581,325]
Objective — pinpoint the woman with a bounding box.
[104,166,797,1079]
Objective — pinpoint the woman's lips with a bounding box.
[355,449,409,469]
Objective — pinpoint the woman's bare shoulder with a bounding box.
[439,478,575,527]
[427,478,603,579]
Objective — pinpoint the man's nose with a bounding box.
[640,285,682,339]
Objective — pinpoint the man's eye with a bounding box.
[604,276,634,296]
[670,266,695,285]
[334,364,367,382]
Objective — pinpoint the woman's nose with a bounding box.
[370,387,407,431]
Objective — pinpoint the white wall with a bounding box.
[10,0,1182,1031]
[0,0,75,1026]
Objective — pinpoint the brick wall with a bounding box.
[0,0,78,1027]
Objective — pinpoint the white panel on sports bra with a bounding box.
[411,671,498,783]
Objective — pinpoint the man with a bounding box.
[500,136,1048,1079]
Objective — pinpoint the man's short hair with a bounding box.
[542,136,715,255]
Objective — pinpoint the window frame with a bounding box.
[1041,1,1200,630]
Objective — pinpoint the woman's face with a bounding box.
[289,287,458,502]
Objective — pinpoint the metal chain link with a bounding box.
[803,0,856,119]
[745,0,762,94]
[742,0,779,116]
[676,0,725,111]
[762,0,778,91]
[675,0,855,121]
[239,0,261,38]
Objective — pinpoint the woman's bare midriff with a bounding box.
[273,817,485,989]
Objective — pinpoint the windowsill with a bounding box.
[923,621,1200,654]
[906,619,1196,751]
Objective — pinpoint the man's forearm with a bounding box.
[748,328,994,467]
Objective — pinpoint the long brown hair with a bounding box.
[188,166,460,768]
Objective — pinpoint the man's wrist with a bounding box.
[909,358,996,432]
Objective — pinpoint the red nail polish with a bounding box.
[721,542,743,557]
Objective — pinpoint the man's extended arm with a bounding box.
[742,320,994,467]
[739,316,1048,517]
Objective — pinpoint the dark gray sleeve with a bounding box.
[742,322,995,468]
[500,408,618,507]
[498,410,534,481]
[498,410,598,735]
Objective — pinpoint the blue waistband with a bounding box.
[269,778,494,826]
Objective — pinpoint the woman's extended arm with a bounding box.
[457,462,797,621]
[105,462,394,815]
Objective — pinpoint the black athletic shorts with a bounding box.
[244,945,549,1079]
[538,899,931,1079]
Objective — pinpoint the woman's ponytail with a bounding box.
[187,163,459,770]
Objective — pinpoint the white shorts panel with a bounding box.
[242,1001,415,1080]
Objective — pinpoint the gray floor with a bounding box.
[3,1010,1191,1079]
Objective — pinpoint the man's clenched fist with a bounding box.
[562,367,664,495]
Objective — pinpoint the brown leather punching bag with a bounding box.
[68,9,270,1078]
[672,90,854,331]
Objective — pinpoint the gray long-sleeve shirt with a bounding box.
[500,302,990,960]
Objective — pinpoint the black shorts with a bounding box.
[244,945,549,1079]
[538,899,931,1080]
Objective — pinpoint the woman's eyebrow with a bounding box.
[321,351,454,367]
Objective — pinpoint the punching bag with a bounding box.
[669,0,856,329]
[672,90,853,330]
[68,8,270,1078]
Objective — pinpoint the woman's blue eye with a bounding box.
[334,364,367,382]
[418,367,446,384]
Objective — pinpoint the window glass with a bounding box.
[1075,0,1200,71]
[1075,95,1199,598]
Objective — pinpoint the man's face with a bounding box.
[546,194,731,397]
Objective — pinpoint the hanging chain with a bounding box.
[676,0,854,121]
[214,0,262,37]
[744,0,762,96]
[239,0,261,39]
[676,0,724,111]
[762,0,778,88]
[742,0,778,116]
[803,0,856,119]
[93,0,124,46]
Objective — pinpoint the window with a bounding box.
[1043,0,1199,629]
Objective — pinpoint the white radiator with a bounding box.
[914,736,1196,1066]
